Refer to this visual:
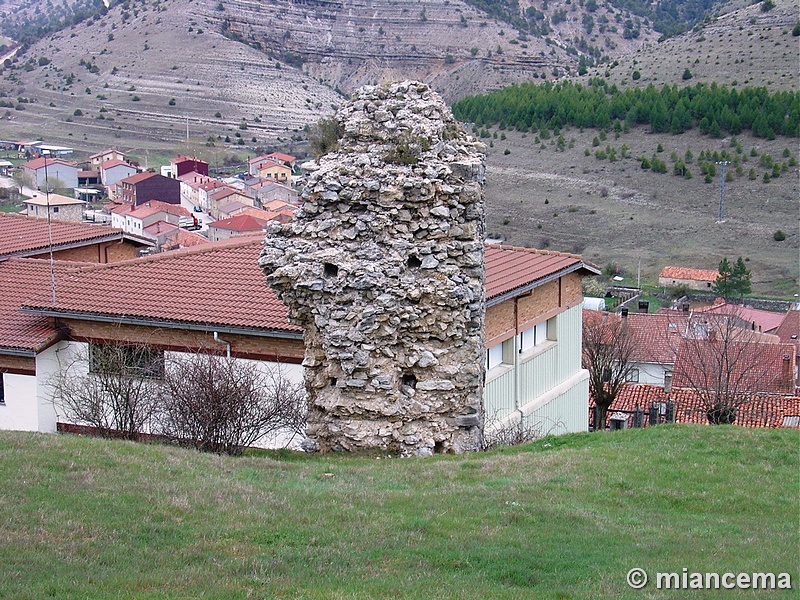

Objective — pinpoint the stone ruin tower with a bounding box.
[259,81,486,455]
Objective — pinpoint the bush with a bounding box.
[158,354,305,455]
[682,69,693,80]
[168,98,176,106]
[73,109,83,116]
[773,230,786,241]
[631,70,641,80]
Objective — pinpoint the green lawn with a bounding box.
[0,426,796,599]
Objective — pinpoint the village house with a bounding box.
[119,172,181,206]
[110,200,194,238]
[89,148,126,167]
[248,152,296,177]
[206,214,268,242]
[209,187,255,219]
[0,212,153,263]
[169,156,209,179]
[593,384,800,430]
[21,157,79,190]
[23,193,87,223]
[658,266,719,291]
[3,240,599,442]
[250,158,292,183]
[99,158,139,187]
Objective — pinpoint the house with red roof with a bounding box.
[99,158,138,187]
[244,179,300,206]
[658,266,719,291]
[110,200,193,237]
[119,172,180,206]
[207,214,268,242]
[170,156,209,178]
[591,384,799,430]
[21,157,79,190]
[89,148,126,167]
[0,212,153,263]
[24,193,88,223]
[248,152,296,176]
[248,158,292,182]
[4,240,599,440]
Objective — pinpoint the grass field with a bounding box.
[0,426,796,599]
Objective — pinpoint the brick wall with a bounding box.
[59,318,304,362]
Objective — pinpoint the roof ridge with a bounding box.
[67,235,263,274]
[485,242,583,260]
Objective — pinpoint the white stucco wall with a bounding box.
[0,372,39,431]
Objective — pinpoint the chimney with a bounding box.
[664,371,672,394]
[638,300,649,313]
[621,307,629,318]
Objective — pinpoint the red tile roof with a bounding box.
[249,152,296,165]
[160,229,211,251]
[485,244,599,302]
[775,310,799,356]
[120,172,157,185]
[582,309,688,364]
[143,220,180,236]
[78,169,99,178]
[592,383,800,429]
[0,213,127,258]
[659,266,718,282]
[672,336,796,394]
[89,148,123,159]
[22,237,300,335]
[22,157,77,170]
[100,159,135,170]
[0,258,90,353]
[208,214,267,232]
[111,200,191,219]
[695,301,786,334]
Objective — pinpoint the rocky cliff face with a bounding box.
[259,81,486,455]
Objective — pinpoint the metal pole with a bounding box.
[42,150,56,305]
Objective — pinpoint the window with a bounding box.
[519,319,550,353]
[0,374,5,405]
[52,206,59,213]
[89,344,164,378]
[625,368,640,383]
[486,344,503,370]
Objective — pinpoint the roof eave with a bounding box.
[487,262,600,307]
[20,307,303,340]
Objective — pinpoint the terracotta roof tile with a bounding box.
[0,213,125,258]
[22,237,300,334]
[112,200,191,220]
[99,159,135,170]
[120,172,157,185]
[775,310,800,356]
[659,266,718,282]
[696,301,786,334]
[22,157,77,170]
[485,244,598,301]
[0,258,90,353]
[208,214,267,232]
[592,383,800,429]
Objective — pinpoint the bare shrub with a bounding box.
[306,117,344,160]
[158,353,306,455]
[51,343,162,440]
[483,413,563,450]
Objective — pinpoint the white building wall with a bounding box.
[0,372,39,431]
[484,304,589,437]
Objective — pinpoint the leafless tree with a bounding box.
[672,311,794,425]
[51,343,162,440]
[582,310,637,431]
[157,353,306,455]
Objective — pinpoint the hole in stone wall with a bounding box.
[329,377,338,387]
[434,441,445,454]
[323,263,339,277]
[407,255,422,268]
[401,373,417,389]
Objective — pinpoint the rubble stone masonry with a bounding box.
[259,81,486,455]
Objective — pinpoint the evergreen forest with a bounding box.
[452,80,800,139]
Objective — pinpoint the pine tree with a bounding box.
[713,258,734,300]
[730,257,752,298]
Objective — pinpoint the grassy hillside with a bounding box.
[0,426,796,598]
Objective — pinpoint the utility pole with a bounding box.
[716,160,730,223]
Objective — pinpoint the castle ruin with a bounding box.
[259,81,486,455]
